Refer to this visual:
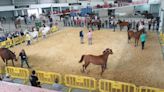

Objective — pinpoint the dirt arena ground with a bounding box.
[1,27,164,88]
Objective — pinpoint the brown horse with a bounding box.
[0,48,17,66]
[79,48,113,76]
[117,20,129,31]
[128,28,145,46]
[14,19,21,29]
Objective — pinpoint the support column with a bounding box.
[11,0,15,5]
[159,0,164,32]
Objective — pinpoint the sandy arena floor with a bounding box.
[1,27,164,88]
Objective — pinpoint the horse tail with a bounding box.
[79,55,85,63]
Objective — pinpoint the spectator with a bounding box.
[88,30,92,45]
[30,70,39,87]
[79,30,84,44]
[2,74,13,83]
[26,33,31,45]
[148,19,152,30]
[19,49,30,68]
[52,78,63,91]
[37,82,41,88]
[0,74,3,81]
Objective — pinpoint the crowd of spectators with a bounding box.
[0,30,25,42]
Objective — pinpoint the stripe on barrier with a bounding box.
[139,86,162,92]
[99,79,137,92]
[36,70,62,84]
[64,74,97,91]
[0,41,6,48]
[12,37,22,45]
[5,66,29,83]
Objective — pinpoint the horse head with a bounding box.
[12,52,17,61]
[103,48,113,55]
[117,20,122,24]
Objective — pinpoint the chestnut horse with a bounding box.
[117,20,129,31]
[79,48,113,76]
[0,48,17,66]
[14,19,21,29]
[128,28,145,46]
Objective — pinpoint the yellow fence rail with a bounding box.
[139,86,164,92]
[99,79,137,92]
[5,66,29,83]
[1,66,164,92]
[64,74,97,92]
[36,70,62,84]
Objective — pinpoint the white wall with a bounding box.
[115,6,134,16]
[39,0,55,4]
[135,4,150,12]
[59,0,67,3]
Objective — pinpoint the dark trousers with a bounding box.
[27,40,31,45]
[141,41,145,50]
[148,24,151,30]
[21,59,30,68]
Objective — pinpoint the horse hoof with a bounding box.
[80,69,84,73]
[86,70,90,74]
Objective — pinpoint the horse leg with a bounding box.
[12,60,15,67]
[135,39,136,47]
[6,60,8,66]
[101,65,105,76]
[1,57,5,63]
[84,63,90,74]
[128,33,130,43]
[82,64,85,73]
[105,63,107,69]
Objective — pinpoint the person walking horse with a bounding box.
[19,49,30,68]
[140,31,147,50]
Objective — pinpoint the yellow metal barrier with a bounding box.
[5,66,29,84]
[0,41,6,48]
[51,26,58,33]
[36,70,62,84]
[64,74,97,92]
[139,86,163,92]
[99,79,137,92]
[38,32,42,37]
[12,37,22,45]
[5,38,13,48]
[19,36,25,43]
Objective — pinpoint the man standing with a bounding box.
[19,49,30,68]
[140,31,147,50]
[79,30,84,44]
[26,33,31,46]
[88,30,92,45]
